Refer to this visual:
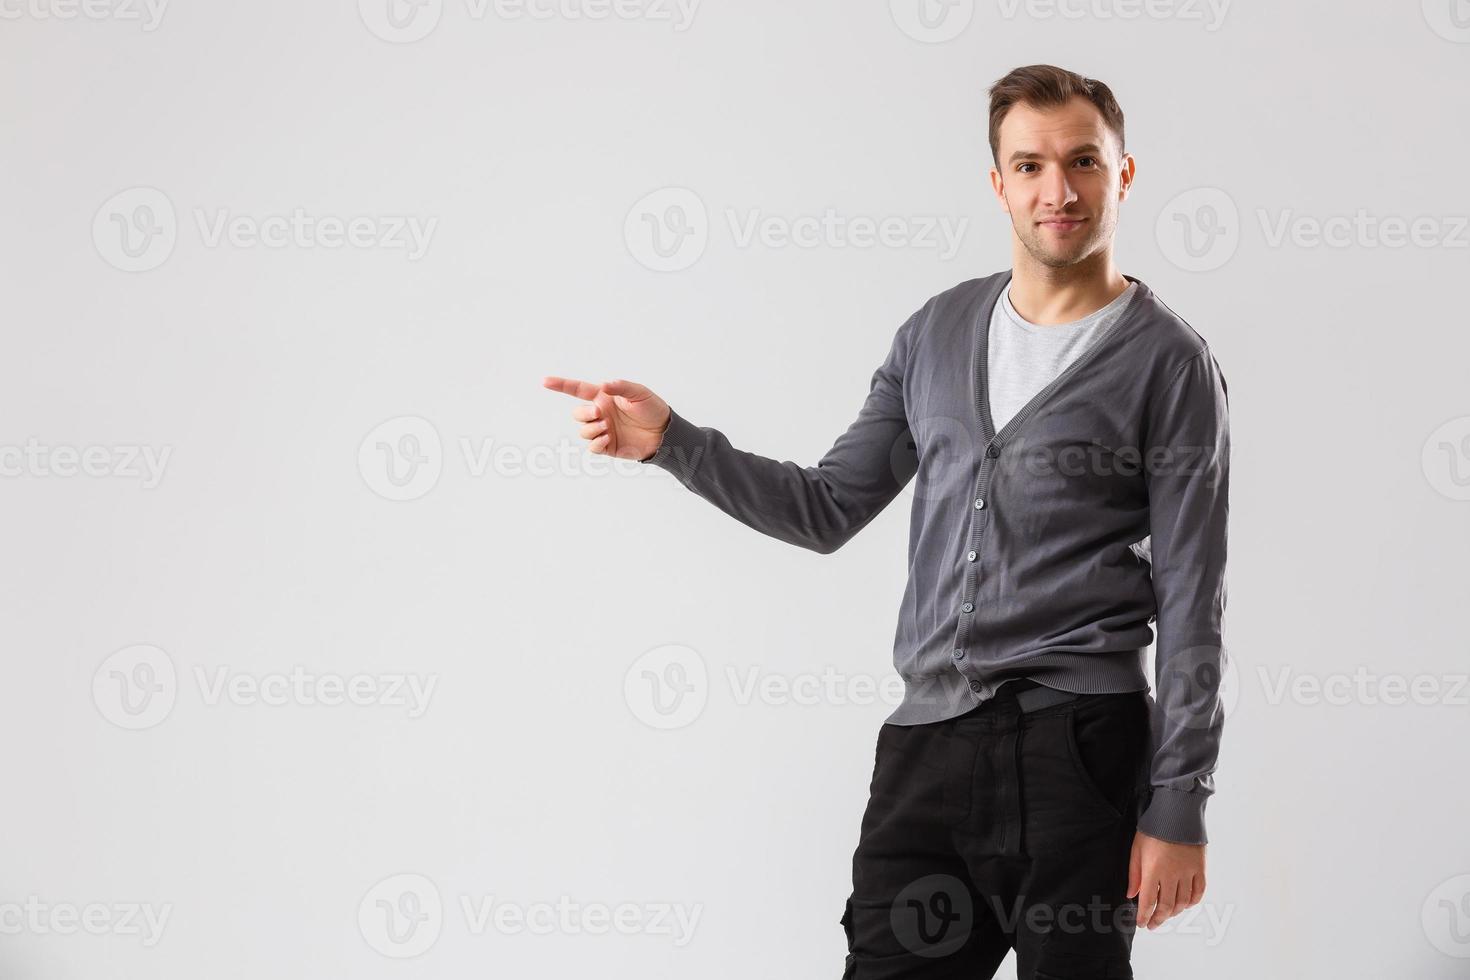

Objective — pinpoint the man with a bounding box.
[543,64,1229,979]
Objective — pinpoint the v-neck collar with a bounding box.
[974,272,1149,446]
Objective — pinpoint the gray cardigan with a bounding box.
[641,271,1230,846]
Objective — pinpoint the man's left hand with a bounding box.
[1127,830,1206,930]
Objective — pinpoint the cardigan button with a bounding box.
[986,445,1000,459]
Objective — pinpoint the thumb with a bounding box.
[600,378,650,401]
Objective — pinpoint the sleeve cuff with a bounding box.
[1137,787,1209,845]
[638,407,704,480]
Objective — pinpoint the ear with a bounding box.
[1117,153,1137,202]
[988,165,1009,213]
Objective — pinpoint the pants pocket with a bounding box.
[1061,695,1149,822]
[840,898,856,979]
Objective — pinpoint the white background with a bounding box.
[3,0,1469,976]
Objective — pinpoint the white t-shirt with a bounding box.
[986,281,1138,433]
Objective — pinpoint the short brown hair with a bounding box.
[987,65,1126,167]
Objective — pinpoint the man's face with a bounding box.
[989,96,1134,269]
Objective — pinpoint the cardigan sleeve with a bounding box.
[638,311,922,555]
[1137,347,1232,845]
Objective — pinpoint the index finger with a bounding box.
[542,375,602,401]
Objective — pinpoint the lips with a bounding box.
[1039,217,1086,231]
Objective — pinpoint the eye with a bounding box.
[1018,163,1038,174]
[1076,156,1098,168]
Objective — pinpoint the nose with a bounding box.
[1042,168,1079,210]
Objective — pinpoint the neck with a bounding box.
[1007,246,1129,326]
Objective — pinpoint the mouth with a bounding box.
[1038,217,1087,233]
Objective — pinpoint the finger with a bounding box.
[572,404,601,423]
[1126,835,1143,899]
[589,433,611,454]
[1136,877,1159,929]
[579,421,608,440]
[1185,872,1205,908]
[543,376,602,401]
[1148,878,1180,929]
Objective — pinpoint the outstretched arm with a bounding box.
[543,309,922,554]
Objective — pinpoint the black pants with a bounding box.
[840,679,1153,979]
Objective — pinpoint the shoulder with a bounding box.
[1126,280,1221,378]
[902,271,1010,340]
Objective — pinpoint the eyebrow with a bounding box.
[1007,143,1105,165]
